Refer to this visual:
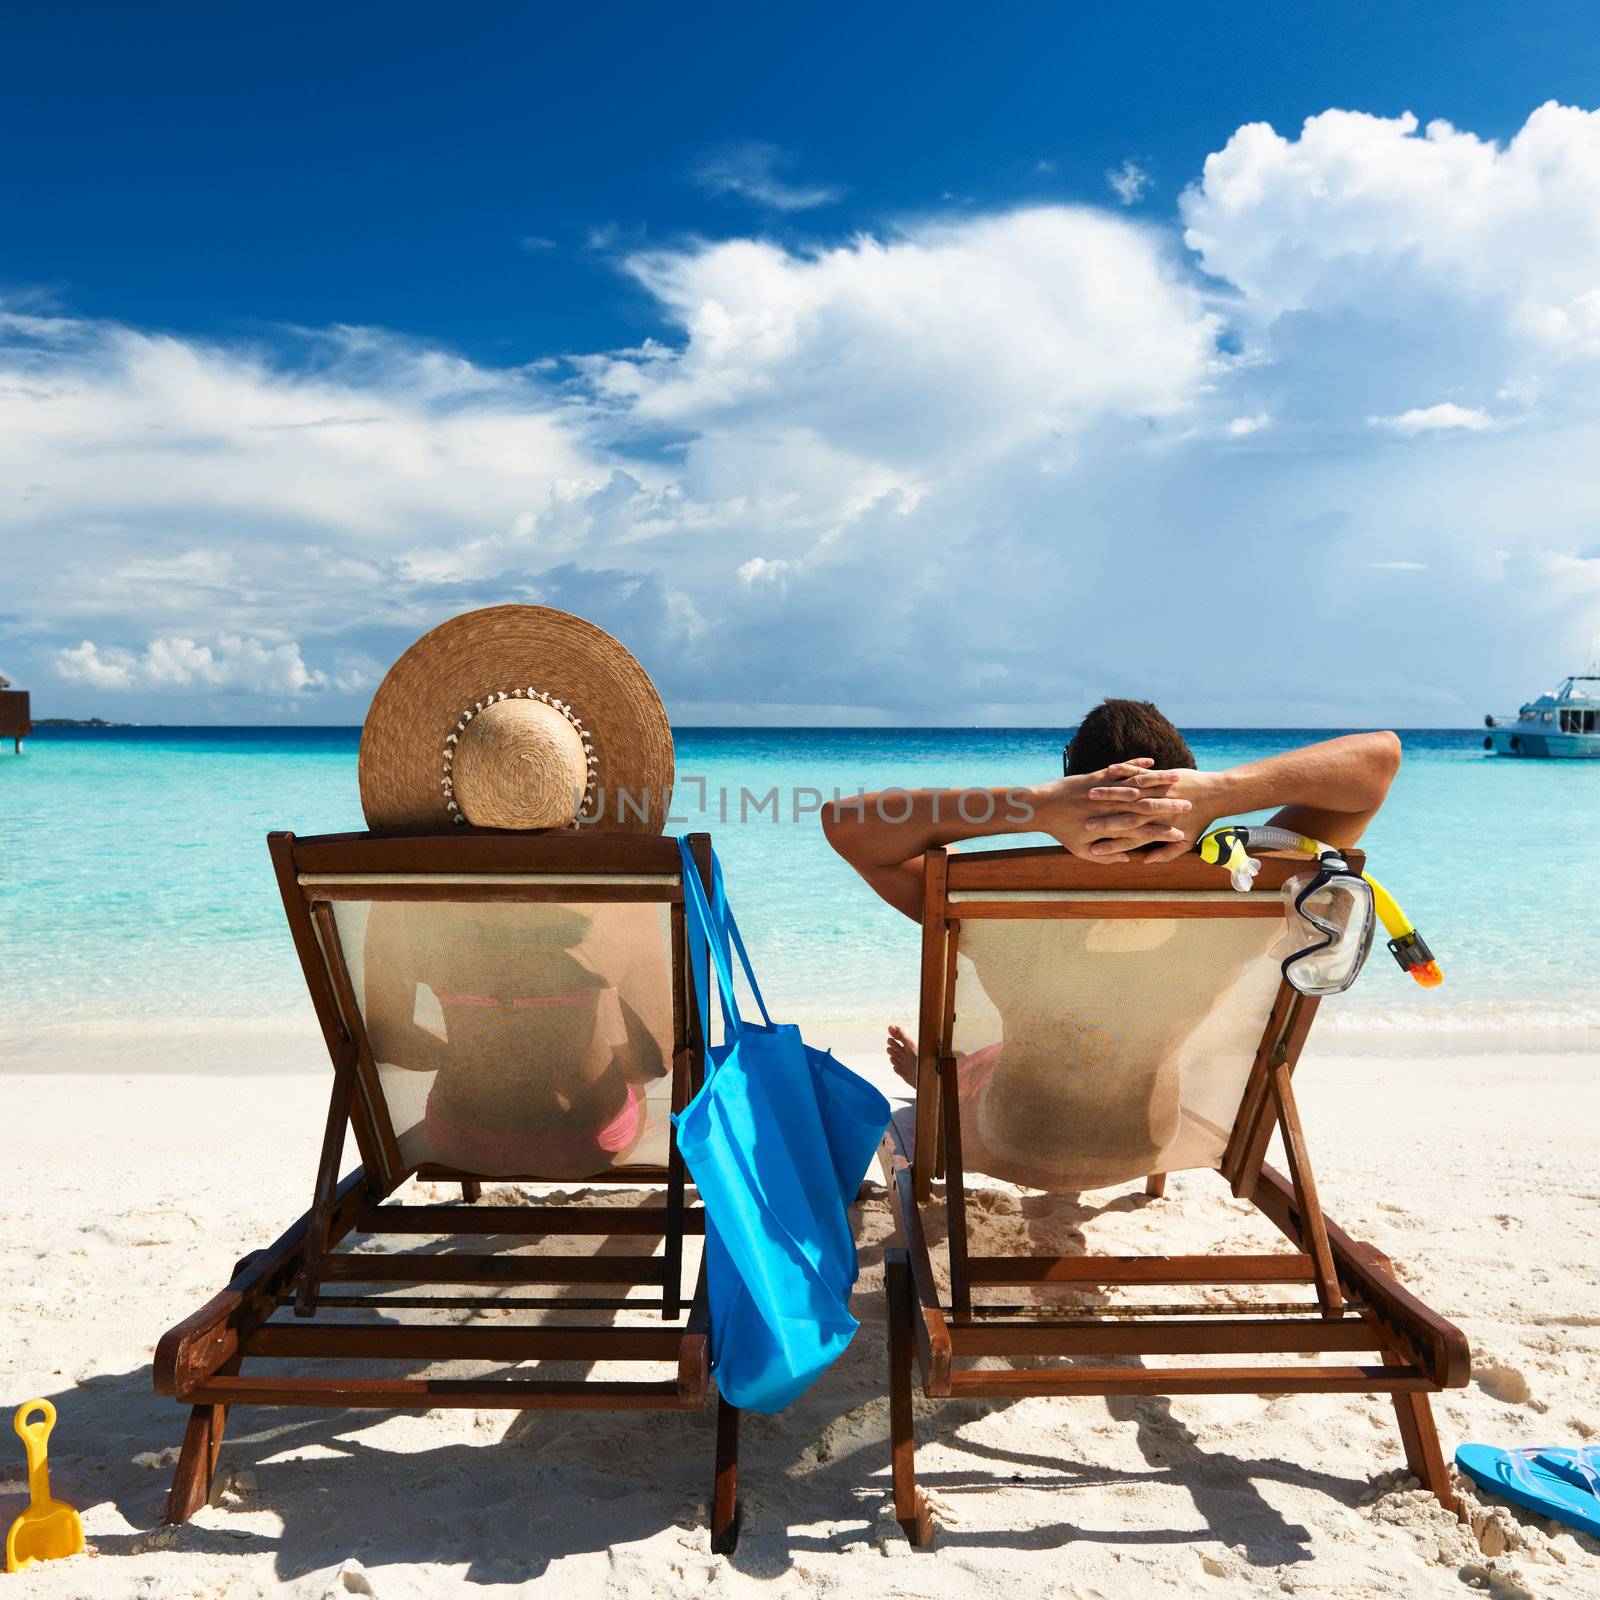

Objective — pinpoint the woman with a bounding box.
[352,603,680,1181]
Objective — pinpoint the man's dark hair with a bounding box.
[1064,698,1196,775]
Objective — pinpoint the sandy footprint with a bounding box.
[1476,1359,1534,1405]
[324,1561,378,1597]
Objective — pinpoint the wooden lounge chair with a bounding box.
[154,828,743,1552]
[881,844,1469,1546]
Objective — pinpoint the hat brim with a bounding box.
[359,605,674,833]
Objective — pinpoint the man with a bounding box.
[821,702,1402,1185]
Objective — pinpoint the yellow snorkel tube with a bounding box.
[1365,873,1443,988]
[1197,826,1442,989]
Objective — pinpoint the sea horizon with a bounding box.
[24,719,1502,732]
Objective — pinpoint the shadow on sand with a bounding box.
[5,1183,1413,1588]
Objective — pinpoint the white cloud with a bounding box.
[0,316,596,550]
[1182,103,1600,355]
[54,642,136,691]
[12,105,1600,726]
[691,142,842,212]
[1371,403,1495,435]
[1107,159,1151,205]
[55,634,342,695]
[737,557,794,588]
[589,208,1220,469]
[5,211,1221,717]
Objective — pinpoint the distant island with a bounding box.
[34,717,130,728]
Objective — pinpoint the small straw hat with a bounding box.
[359,605,674,833]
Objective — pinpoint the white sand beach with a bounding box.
[4,1023,1600,1599]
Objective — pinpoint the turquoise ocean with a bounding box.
[1,727,1594,1045]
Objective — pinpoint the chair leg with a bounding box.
[710,1394,742,1554]
[1392,1389,1458,1515]
[887,1250,933,1548]
[460,1180,482,1203]
[1145,1172,1168,1198]
[163,1397,229,1524]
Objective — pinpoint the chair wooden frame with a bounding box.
[881,845,1469,1546]
[154,827,744,1553]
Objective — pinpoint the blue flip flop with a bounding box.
[1456,1443,1600,1541]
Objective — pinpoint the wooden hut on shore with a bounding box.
[0,674,30,752]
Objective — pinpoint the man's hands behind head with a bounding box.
[1031,758,1201,865]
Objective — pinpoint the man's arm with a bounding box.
[821,763,1193,921]
[1084,732,1403,862]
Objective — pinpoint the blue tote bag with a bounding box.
[674,839,891,1415]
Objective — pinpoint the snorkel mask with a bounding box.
[1280,858,1376,996]
[1197,826,1442,998]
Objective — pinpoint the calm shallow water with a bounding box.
[1,726,1593,1037]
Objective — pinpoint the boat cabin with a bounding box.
[1486,675,1600,758]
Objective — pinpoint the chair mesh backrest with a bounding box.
[948,897,1287,1191]
[327,894,677,1181]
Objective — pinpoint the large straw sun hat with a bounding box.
[358,605,674,833]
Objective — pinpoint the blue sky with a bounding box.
[8,2,1594,360]
[5,3,1600,724]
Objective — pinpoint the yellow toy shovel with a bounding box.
[5,1400,84,1572]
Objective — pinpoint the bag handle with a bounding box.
[680,838,743,1044]
[678,839,774,1050]
[711,852,773,1028]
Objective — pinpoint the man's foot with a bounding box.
[887,1024,917,1087]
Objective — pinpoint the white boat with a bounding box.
[1485,675,1600,758]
